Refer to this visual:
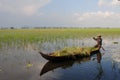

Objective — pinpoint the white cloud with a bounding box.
[98,0,120,6]
[0,0,51,16]
[74,11,116,21]
[74,11,120,27]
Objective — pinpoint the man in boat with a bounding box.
[93,35,104,63]
[93,35,104,50]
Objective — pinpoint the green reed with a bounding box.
[0,28,120,44]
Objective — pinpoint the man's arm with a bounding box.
[93,37,97,40]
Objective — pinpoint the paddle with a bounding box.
[101,46,105,51]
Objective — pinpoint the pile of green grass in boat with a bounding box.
[50,47,99,56]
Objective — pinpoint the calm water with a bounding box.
[0,38,120,80]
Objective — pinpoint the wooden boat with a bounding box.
[39,47,99,61]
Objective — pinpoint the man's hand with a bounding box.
[93,37,95,39]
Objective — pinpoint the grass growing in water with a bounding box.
[0,28,120,49]
[50,47,99,56]
[0,28,120,43]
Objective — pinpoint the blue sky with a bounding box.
[0,0,120,28]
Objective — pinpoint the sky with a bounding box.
[0,0,120,28]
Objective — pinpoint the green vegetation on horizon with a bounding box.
[0,28,120,44]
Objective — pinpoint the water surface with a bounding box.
[0,38,120,80]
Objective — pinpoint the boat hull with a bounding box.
[39,50,99,61]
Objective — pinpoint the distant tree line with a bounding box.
[0,26,111,29]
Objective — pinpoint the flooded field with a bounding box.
[0,29,120,80]
[0,38,120,80]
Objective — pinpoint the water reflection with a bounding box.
[93,51,103,80]
[0,37,120,80]
[111,53,120,78]
[40,51,103,78]
[40,57,91,76]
